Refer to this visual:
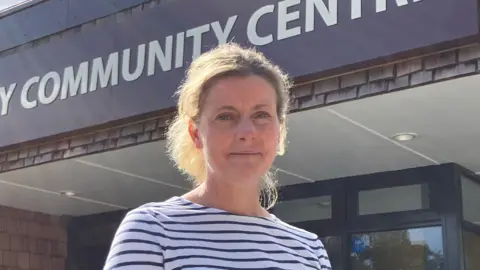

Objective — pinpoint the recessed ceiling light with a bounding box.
[392,132,417,142]
[59,190,75,197]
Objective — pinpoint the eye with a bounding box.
[254,111,272,119]
[216,113,234,121]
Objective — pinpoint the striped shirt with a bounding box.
[103,196,331,270]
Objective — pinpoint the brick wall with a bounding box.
[0,44,480,175]
[290,44,480,111]
[0,206,67,270]
[0,113,172,174]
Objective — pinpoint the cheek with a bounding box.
[202,128,231,157]
[262,125,281,151]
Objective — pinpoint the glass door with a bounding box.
[320,235,343,270]
[463,228,480,270]
[349,226,445,270]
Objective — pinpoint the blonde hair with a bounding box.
[166,43,291,209]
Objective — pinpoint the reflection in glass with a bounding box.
[461,176,480,224]
[358,184,430,215]
[350,226,444,270]
[273,196,332,223]
[463,229,480,270]
[320,236,342,270]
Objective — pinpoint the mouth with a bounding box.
[229,152,262,156]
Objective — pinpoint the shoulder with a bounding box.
[103,199,184,269]
[109,197,192,247]
[123,196,190,224]
[272,216,320,242]
[272,217,331,262]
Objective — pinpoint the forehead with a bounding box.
[203,75,277,110]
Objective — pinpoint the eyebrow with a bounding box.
[216,104,270,112]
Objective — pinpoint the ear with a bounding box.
[188,120,203,149]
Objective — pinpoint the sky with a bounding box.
[0,0,29,12]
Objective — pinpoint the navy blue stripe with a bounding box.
[160,200,211,210]
[162,219,318,245]
[117,228,318,257]
[132,200,318,242]
[108,261,163,269]
[111,238,164,251]
[124,218,321,250]
[165,245,318,262]
[153,204,211,211]
[164,254,318,269]
[167,210,275,222]
[107,238,326,268]
[132,209,317,243]
[167,201,274,220]
[130,203,209,214]
[319,255,329,260]
[173,265,286,270]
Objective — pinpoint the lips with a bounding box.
[229,152,261,156]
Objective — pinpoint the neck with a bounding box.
[184,175,267,217]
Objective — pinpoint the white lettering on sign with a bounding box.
[90,52,119,92]
[278,0,302,41]
[186,24,210,60]
[212,15,238,45]
[0,0,424,117]
[0,84,16,116]
[175,32,185,69]
[148,37,173,76]
[61,61,89,100]
[123,44,146,82]
[21,76,40,109]
[38,71,61,105]
[248,5,275,46]
[306,0,338,32]
[351,0,421,20]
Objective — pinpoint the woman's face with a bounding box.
[189,75,281,186]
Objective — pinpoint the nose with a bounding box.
[236,117,256,142]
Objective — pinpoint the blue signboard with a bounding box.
[0,0,478,148]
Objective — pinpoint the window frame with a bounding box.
[274,163,466,270]
[457,166,480,270]
[345,165,449,233]
[275,177,345,236]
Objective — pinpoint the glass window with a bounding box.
[461,176,480,224]
[320,236,343,270]
[273,196,331,223]
[358,184,429,215]
[350,226,444,270]
[463,229,480,270]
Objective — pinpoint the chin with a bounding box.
[225,168,262,182]
[234,166,270,180]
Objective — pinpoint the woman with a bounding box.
[103,43,331,270]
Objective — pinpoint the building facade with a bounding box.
[0,0,479,269]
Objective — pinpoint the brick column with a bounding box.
[0,206,67,270]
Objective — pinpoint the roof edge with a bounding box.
[0,0,46,19]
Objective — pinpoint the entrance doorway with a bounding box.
[272,163,473,270]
